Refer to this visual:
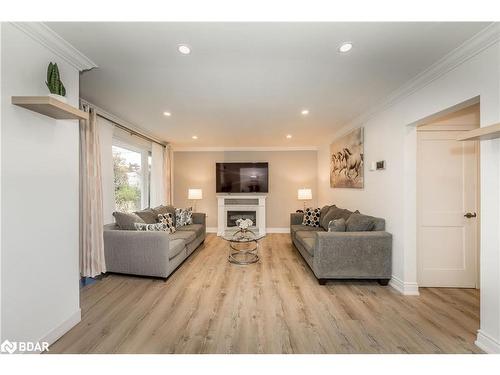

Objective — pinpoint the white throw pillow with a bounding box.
[157,213,176,233]
[134,222,169,232]
[302,207,321,227]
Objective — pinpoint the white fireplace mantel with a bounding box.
[217,194,267,236]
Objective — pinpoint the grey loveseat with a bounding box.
[104,208,206,279]
[290,205,392,285]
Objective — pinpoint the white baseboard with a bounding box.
[389,276,420,295]
[475,330,500,353]
[40,309,81,353]
[206,227,218,233]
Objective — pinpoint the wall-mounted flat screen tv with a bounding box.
[216,162,269,193]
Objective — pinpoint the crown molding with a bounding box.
[11,22,97,71]
[172,146,319,152]
[340,22,500,132]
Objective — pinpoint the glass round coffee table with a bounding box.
[223,229,265,265]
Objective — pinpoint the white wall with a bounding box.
[317,29,500,352]
[0,23,81,348]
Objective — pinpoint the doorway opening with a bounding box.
[416,103,480,288]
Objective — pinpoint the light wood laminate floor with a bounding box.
[49,234,481,354]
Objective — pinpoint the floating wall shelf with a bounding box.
[11,96,88,121]
[457,122,500,141]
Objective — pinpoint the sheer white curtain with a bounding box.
[80,104,106,277]
[150,142,165,207]
[164,144,173,205]
[150,143,173,207]
[98,117,115,224]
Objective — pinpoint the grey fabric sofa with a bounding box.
[290,206,392,285]
[103,212,206,279]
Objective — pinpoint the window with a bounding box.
[112,143,151,212]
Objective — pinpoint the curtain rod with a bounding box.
[96,113,167,148]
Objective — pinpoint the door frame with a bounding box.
[400,96,480,296]
[416,118,480,288]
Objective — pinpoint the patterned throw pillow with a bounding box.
[302,207,321,227]
[157,213,176,233]
[175,207,193,228]
[134,222,169,232]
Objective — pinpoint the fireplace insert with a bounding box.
[227,211,257,227]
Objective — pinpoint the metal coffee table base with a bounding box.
[228,240,259,265]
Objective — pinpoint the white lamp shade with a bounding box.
[188,188,203,200]
[297,188,312,200]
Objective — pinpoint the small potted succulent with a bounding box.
[45,62,67,103]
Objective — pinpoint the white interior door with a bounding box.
[417,130,478,288]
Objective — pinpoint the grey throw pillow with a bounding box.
[346,213,376,232]
[328,218,346,232]
[321,205,338,230]
[113,211,145,230]
[134,208,158,224]
[323,206,355,225]
[319,205,331,228]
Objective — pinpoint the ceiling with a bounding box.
[47,22,491,147]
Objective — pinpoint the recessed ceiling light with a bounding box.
[163,111,171,117]
[338,42,353,53]
[178,44,191,55]
[301,109,309,116]
[286,134,292,139]
[192,135,198,140]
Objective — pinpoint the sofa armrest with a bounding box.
[103,229,171,278]
[313,231,392,278]
[192,212,206,226]
[290,212,304,225]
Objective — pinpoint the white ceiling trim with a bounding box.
[340,22,500,132]
[11,22,97,71]
[172,146,319,152]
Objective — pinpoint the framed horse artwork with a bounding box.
[329,127,364,188]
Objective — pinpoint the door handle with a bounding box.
[464,212,477,218]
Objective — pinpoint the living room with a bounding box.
[1,1,500,373]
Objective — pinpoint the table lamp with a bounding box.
[297,188,312,211]
[188,188,203,212]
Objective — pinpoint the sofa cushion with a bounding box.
[328,206,356,222]
[169,230,197,244]
[319,205,331,228]
[295,231,316,257]
[112,211,145,230]
[291,225,323,239]
[134,208,158,224]
[169,239,186,260]
[153,205,176,225]
[302,207,321,227]
[346,213,376,232]
[176,223,204,238]
[328,217,346,232]
[321,205,340,230]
